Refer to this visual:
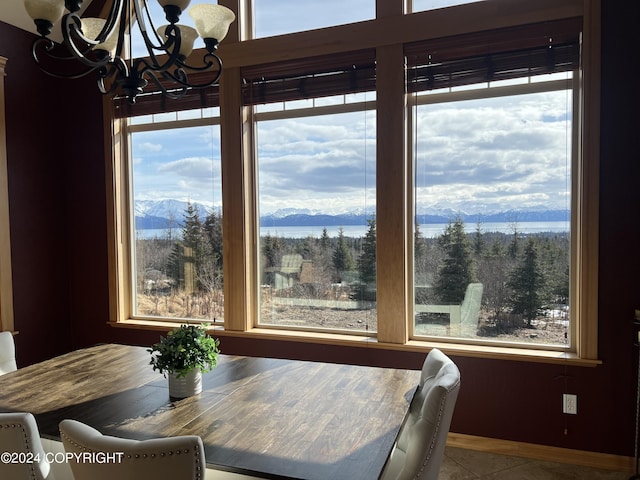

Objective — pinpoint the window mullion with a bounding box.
[376,43,409,344]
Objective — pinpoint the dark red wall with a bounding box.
[1,0,638,460]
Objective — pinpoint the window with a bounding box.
[405,19,581,350]
[0,56,13,333]
[242,51,377,333]
[411,0,486,13]
[108,0,599,362]
[253,0,375,38]
[256,105,376,334]
[412,85,573,347]
[126,110,224,324]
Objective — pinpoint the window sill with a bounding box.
[109,319,601,367]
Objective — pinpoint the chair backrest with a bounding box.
[0,331,17,375]
[59,419,206,480]
[381,348,461,480]
[0,412,55,480]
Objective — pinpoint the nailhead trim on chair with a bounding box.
[60,431,203,480]
[414,377,462,480]
[0,421,39,480]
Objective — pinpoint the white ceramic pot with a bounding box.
[168,369,202,398]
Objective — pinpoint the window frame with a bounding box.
[126,114,224,324]
[407,77,578,352]
[254,97,378,335]
[0,56,14,333]
[107,0,600,365]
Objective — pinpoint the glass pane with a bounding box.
[131,125,224,322]
[254,0,375,39]
[257,109,376,333]
[411,0,486,13]
[413,89,572,347]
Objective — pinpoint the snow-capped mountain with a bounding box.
[134,199,569,229]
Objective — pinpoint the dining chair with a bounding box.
[380,348,461,480]
[0,330,17,375]
[59,418,206,480]
[0,412,56,480]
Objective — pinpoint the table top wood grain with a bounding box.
[0,344,419,480]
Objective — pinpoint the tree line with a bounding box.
[136,205,569,330]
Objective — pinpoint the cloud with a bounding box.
[157,157,219,177]
[137,142,163,152]
[411,90,571,211]
[256,112,376,210]
[130,82,571,216]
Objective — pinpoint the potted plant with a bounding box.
[148,323,220,398]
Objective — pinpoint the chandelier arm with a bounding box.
[97,64,124,96]
[98,0,124,48]
[133,0,180,68]
[178,52,223,75]
[26,0,234,103]
[62,13,99,51]
[142,69,189,99]
[31,37,110,80]
[60,13,112,70]
[132,40,185,79]
[113,0,131,65]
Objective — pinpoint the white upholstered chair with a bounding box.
[0,412,56,480]
[59,419,206,480]
[380,348,461,480]
[0,330,17,375]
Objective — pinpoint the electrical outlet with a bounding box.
[563,394,577,414]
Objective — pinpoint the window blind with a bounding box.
[114,17,581,117]
[241,49,377,106]
[405,18,582,93]
[113,70,221,118]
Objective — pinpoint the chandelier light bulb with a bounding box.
[24,0,65,36]
[189,4,235,44]
[81,18,119,57]
[157,24,199,60]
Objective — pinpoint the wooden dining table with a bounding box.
[0,343,419,480]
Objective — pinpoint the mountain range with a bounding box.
[134,199,569,230]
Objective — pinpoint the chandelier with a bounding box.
[23,0,236,104]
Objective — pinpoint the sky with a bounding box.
[130,0,572,217]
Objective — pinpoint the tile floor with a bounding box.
[440,447,633,480]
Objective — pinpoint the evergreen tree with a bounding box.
[204,210,223,271]
[414,222,427,262]
[508,223,520,259]
[182,201,204,252]
[332,227,354,282]
[297,235,316,260]
[478,240,511,319]
[317,228,333,283]
[166,243,185,290]
[262,233,282,270]
[357,217,377,286]
[181,202,211,291]
[473,221,485,256]
[320,228,330,251]
[508,238,546,326]
[434,218,473,303]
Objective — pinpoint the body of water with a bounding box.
[137,221,569,240]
